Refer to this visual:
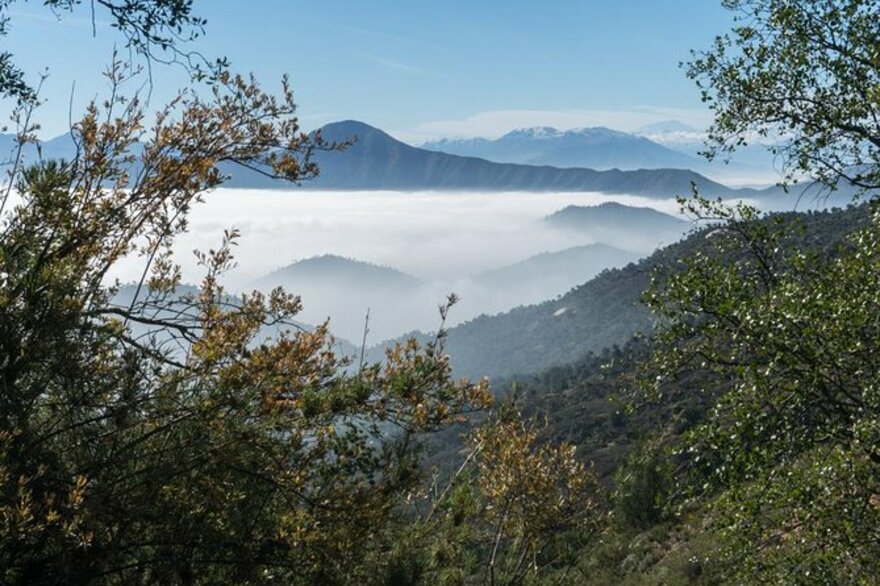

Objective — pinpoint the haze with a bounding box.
[112,189,699,342]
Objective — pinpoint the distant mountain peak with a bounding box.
[315,119,391,141]
[546,201,685,222]
[415,122,708,175]
[563,126,631,139]
[319,119,380,132]
[503,126,562,139]
[543,203,689,252]
[556,201,662,213]
[292,253,364,267]
[500,126,633,141]
[234,119,763,199]
[261,254,421,287]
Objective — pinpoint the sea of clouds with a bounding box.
[96,189,762,343]
[109,189,695,341]
[117,189,683,284]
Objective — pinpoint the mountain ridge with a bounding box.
[258,254,422,290]
[6,121,845,202]
[279,120,752,199]
[544,202,689,252]
[421,124,703,171]
[371,204,872,379]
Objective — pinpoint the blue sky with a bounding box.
[3,1,734,141]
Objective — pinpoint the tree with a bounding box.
[611,3,880,579]
[687,0,880,194]
[383,411,603,586]
[0,5,607,584]
[0,0,219,101]
[642,195,880,582]
[0,30,495,586]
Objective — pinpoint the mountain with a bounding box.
[10,121,861,202]
[7,124,728,198]
[633,119,781,177]
[259,254,421,292]
[0,131,136,177]
[0,133,17,159]
[421,126,703,171]
[544,202,690,252]
[472,243,640,308]
[225,120,754,199]
[256,255,427,343]
[375,203,872,379]
[0,121,837,200]
[254,245,644,345]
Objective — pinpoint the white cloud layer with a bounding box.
[117,189,682,283]
[110,189,689,341]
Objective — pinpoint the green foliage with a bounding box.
[0,7,608,584]
[629,3,880,577]
[688,0,880,194]
[377,412,604,586]
[8,2,880,584]
[0,53,500,583]
[614,445,673,531]
[644,196,880,582]
[496,202,874,584]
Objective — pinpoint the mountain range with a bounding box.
[285,121,755,199]
[421,126,702,171]
[252,239,643,343]
[2,123,740,199]
[472,243,639,308]
[0,132,78,165]
[259,254,422,292]
[255,255,426,342]
[543,202,690,252]
[381,204,873,379]
[633,119,782,173]
[5,120,861,204]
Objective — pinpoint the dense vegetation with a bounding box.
[393,203,861,380]
[0,3,599,584]
[511,0,880,581]
[1,0,879,584]
[425,0,880,581]
[503,201,878,583]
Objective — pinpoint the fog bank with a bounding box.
[111,189,694,341]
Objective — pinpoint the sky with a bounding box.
[2,0,735,142]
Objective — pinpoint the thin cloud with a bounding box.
[363,55,425,75]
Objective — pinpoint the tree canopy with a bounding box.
[688,0,880,194]
[0,3,606,584]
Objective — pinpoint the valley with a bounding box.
[111,189,697,342]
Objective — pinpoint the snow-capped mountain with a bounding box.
[421,125,702,171]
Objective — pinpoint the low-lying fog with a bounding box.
[111,190,708,343]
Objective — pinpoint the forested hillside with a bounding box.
[394,204,870,379]
[460,199,879,584]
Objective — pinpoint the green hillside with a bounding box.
[394,203,868,380]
